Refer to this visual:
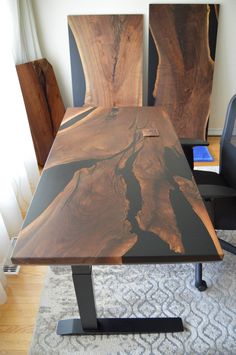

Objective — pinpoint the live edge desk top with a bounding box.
[12,107,223,266]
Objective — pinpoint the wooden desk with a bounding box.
[12,107,223,335]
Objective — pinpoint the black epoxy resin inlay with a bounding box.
[164,147,218,257]
[122,144,218,262]
[24,118,141,230]
[148,29,159,106]
[23,159,98,228]
[68,26,86,106]
[170,188,218,257]
[120,141,176,263]
[59,107,97,130]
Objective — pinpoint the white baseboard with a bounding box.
[3,237,20,275]
[208,128,223,136]
[194,166,219,173]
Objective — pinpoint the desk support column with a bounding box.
[57,265,98,335]
[72,265,98,330]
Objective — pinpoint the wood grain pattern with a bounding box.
[16,59,65,166]
[0,266,46,353]
[149,4,218,139]
[68,15,143,106]
[12,107,223,265]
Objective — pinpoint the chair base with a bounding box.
[195,280,208,292]
[195,263,208,292]
[219,238,236,255]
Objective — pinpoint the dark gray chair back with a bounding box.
[220,94,236,189]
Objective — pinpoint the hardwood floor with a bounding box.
[0,136,220,354]
[0,266,47,354]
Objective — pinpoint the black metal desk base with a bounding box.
[57,266,184,336]
[57,317,184,335]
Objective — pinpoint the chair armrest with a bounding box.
[198,184,236,200]
[179,138,209,147]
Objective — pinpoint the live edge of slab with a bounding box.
[12,107,223,266]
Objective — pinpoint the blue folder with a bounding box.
[193,146,214,162]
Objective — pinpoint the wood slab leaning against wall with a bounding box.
[68,15,143,106]
[148,4,219,140]
[16,59,65,166]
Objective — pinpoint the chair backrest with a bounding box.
[220,94,236,189]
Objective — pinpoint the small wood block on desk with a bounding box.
[142,128,159,137]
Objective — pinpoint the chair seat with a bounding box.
[214,198,236,230]
[193,170,236,230]
[193,170,227,186]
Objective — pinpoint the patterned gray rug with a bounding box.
[29,230,236,355]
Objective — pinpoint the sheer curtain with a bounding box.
[0,0,41,303]
[10,0,42,64]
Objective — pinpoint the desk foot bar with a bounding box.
[57,317,184,335]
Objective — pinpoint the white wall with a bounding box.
[32,0,236,134]
[210,0,236,134]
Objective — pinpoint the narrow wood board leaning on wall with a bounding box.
[148,4,219,139]
[68,15,143,106]
[16,59,65,166]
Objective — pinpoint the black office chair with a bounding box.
[186,94,236,291]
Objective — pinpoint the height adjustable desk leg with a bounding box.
[72,265,98,329]
[57,265,184,335]
[57,265,98,335]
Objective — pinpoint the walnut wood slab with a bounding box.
[16,59,65,166]
[68,15,143,106]
[149,4,219,139]
[12,107,223,265]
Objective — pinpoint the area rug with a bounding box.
[193,146,214,162]
[29,230,236,355]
